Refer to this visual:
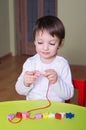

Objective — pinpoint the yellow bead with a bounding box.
[43,113,48,119]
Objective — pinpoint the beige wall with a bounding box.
[0,0,10,57]
[0,0,86,65]
[9,0,15,56]
[0,0,15,57]
[58,0,86,65]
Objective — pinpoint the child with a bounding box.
[15,15,74,102]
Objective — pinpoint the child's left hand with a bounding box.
[43,69,58,84]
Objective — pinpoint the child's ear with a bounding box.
[60,39,65,47]
[34,41,36,45]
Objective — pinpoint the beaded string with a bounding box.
[7,80,51,123]
[27,81,51,120]
[8,117,22,124]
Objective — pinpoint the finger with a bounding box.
[25,71,33,75]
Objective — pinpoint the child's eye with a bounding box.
[38,42,43,44]
[49,43,55,46]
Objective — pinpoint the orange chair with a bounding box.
[66,79,86,106]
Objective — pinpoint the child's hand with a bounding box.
[43,69,58,84]
[23,71,39,87]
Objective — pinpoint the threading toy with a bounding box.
[7,71,52,124]
[27,81,51,120]
[7,71,75,124]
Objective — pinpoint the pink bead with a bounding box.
[22,112,29,119]
[35,71,40,77]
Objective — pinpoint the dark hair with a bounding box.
[33,15,65,46]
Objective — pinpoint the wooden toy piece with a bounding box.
[48,112,55,118]
[22,112,29,119]
[35,71,41,77]
[43,113,49,119]
[15,112,22,118]
[7,114,15,120]
[35,113,42,119]
[55,113,62,120]
[66,112,74,119]
[59,112,66,118]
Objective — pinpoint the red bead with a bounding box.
[55,113,61,120]
[15,112,22,118]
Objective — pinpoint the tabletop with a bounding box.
[0,100,86,130]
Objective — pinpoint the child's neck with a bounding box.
[40,55,56,64]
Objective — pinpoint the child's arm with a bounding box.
[51,64,74,101]
[15,59,37,96]
[43,65,74,101]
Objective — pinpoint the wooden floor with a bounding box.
[0,56,27,101]
[0,55,86,105]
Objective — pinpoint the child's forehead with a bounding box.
[36,29,53,37]
[35,30,58,41]
[36,29,49,34]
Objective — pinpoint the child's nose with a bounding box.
[43,44,49,50]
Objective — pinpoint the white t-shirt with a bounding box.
[15,54,74,102]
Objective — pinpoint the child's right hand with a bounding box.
[23,71,39,87]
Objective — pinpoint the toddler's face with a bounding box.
[34,30,60,63]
